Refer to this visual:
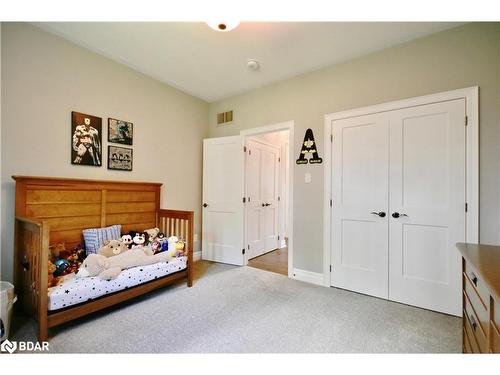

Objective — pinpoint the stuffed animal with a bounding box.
[144,227,160,245]
[49,242,68,262]
[121,234,133,249]
[76,249,174,280]
[131,232,146,250]
[48,261,62,287]
[53,258,70,277]
[166,236,179,257]
[98,239,129,258]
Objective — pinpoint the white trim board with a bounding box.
[291,268,324,286]
[323,86,479,287]
[241,121,295,278]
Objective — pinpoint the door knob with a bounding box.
[370,211,386,218]
[265,203,271,206]
[203,203,208,208]
[392,212,408,218]
[262,203,265,207]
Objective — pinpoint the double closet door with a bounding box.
[331,99,466,316]
[246,138,280,259]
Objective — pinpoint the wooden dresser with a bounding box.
[456,243,500,353]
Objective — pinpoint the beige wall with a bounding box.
[0,23,209,281]
[209,23,500,274]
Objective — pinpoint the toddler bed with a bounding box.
[13,176,194,342]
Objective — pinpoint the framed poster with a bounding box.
[71,111,102,166]
[108,145,133,171]
[108,118,133,145]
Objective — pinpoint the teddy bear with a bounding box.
[76,248,174,280]
[144,227,160,245]
[97,239,130,258]
[48,261,62,287]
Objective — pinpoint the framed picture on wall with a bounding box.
[108,145,133,171]
[108,118,133,145]
[71,111,102,166]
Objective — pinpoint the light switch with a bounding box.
[305,173,311,183]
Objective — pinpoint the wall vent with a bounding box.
[217,110,234,126]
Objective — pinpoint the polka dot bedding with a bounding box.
[48,256,187,311]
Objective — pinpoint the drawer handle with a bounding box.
[470,272,478,286]
[469,314,478,331]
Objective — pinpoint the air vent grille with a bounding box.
[217,110,234,126]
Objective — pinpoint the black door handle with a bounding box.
[392,212,408,218]
[265,203,271,206]
[370,211,386,218]
[202,203,208,208]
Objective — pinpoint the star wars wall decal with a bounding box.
[296,128,322,165]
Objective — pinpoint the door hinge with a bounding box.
[244,146,247,152]
[278,196,281,201]
[330,134,333,142]
[249,149,251,155]
[278,235,280,241]
[248,244,250,250]
[330,265,332,272]
[242,248,245,255]
[278,157,281,162]
[465,202,468,212]
[248,197,251,202]
[465,116,468,126]
[243,197,246,203]
[330,199,332,207]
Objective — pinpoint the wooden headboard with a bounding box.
[13,176,162,248]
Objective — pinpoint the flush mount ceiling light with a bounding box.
[247,59,260,71]
[206,21,240,32]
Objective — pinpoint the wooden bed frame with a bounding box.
[12,176,194,342]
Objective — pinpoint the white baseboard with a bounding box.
[291,268,324,286]
[193,251,202,262]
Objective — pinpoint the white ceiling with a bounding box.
[35,22,462,102]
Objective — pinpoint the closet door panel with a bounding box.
[388,99,466,316]
[331,113,389,299]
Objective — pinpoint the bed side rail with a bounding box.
[14,216,49,327]
[158,209,194,286]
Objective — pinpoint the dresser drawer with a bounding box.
[464,311,480,353]
[464,261,490,308]
[464,293,488,353]
[492,323,500,354]
[494,298,499,330]
[464,275,489,333]
[463,328,473,353]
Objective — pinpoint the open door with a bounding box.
[202,136,244,265]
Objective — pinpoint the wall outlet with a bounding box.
[193,234,198,242]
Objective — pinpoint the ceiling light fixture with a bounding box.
[206,21,240,32]
[247,59,260,71]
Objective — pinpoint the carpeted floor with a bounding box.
[11,261,461,353]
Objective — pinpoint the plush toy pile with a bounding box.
[73,227,188,280]
[48,243,87,287]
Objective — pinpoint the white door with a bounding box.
[245,138,280,259]
[388,99,466,316]
[330,113,390,299]
[202,136,244,265]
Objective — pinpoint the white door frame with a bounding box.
[241,121,295,277]
[323,86,479,287]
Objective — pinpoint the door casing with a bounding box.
[323,87,479,291]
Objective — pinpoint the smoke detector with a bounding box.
[247,59,260,71]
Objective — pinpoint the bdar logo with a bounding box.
[1,339,17,354]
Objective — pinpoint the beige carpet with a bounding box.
[10,261,461,353]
